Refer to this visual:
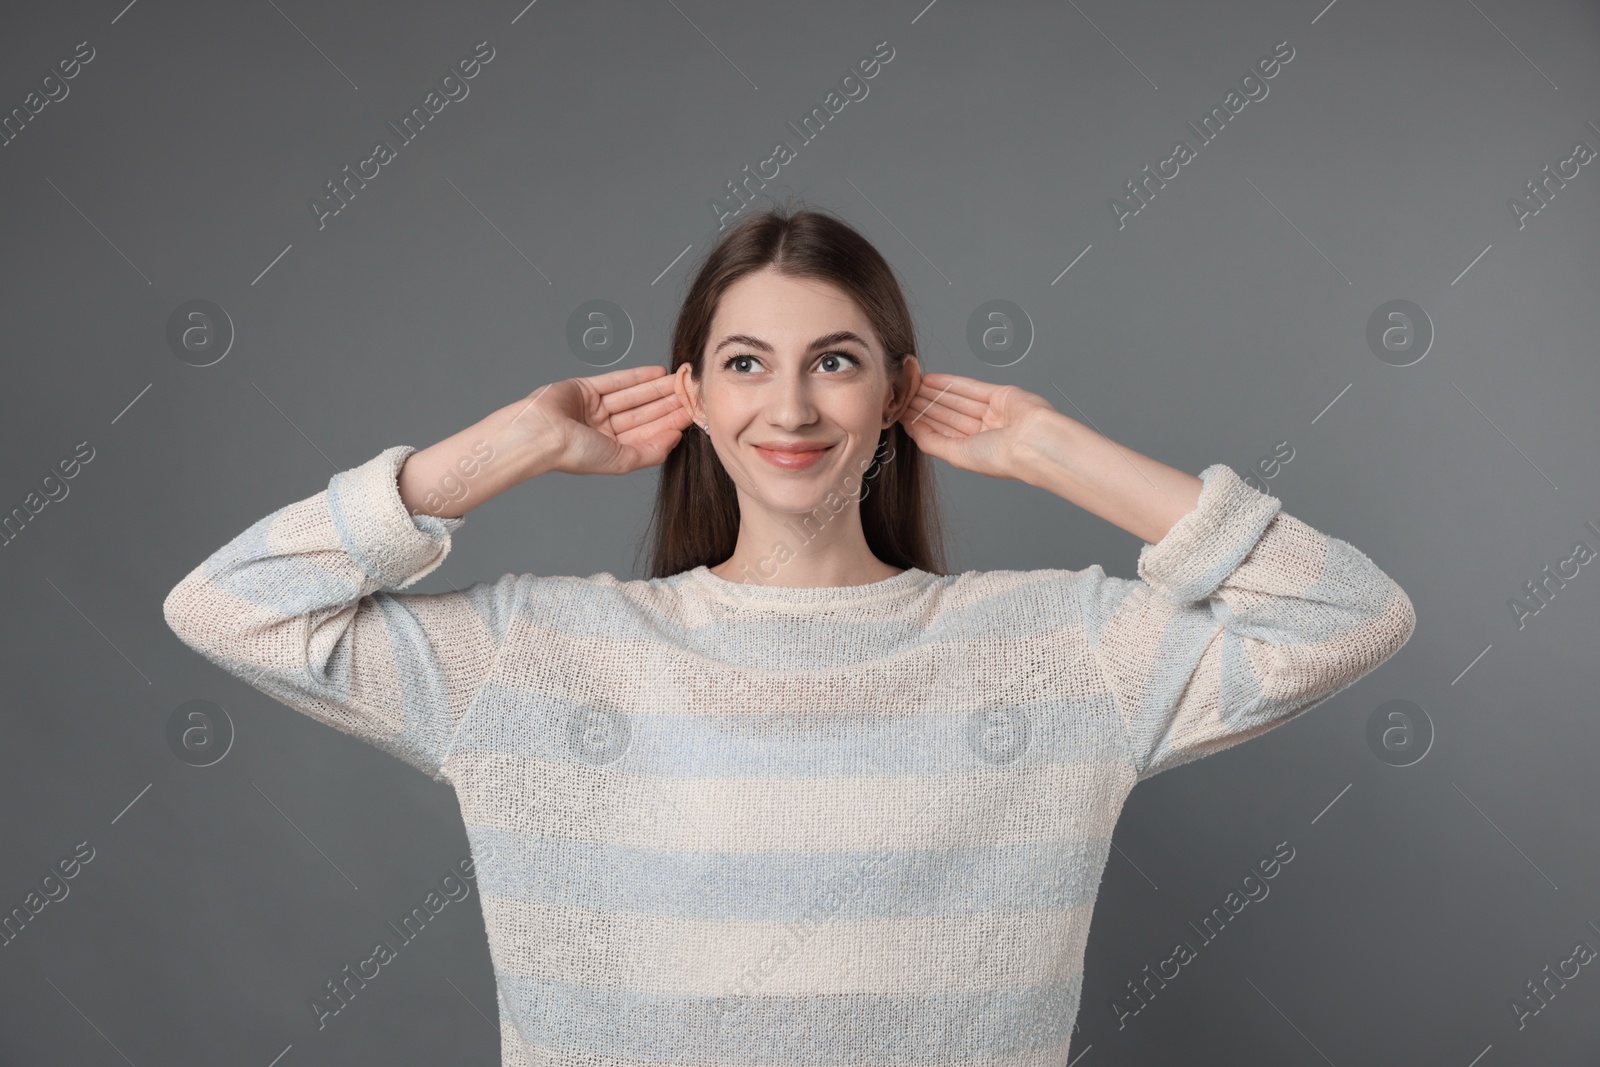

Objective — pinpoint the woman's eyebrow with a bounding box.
[712,330,872,355]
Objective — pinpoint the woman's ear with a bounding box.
[886,354,923,426]
[673,363,699,423]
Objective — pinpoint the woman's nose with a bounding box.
[765,374,818,429]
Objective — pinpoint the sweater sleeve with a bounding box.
[161,445,521,783]
[1077,463,1417,783]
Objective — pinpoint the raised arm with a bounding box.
[162,442,523,781]
[162,365,692,781]
[1072,462,1415,780]
[899,374,1417,782]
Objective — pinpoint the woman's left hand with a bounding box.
[896,372,1058,480]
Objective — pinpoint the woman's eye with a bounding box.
[720,351,859,373]
[819,352,859,373]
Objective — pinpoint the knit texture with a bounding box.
[163,444,1416,1065]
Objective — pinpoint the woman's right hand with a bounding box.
[510,364,694,477]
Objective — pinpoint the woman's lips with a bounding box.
[753,444,834,470]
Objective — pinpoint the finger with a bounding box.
[912,382,987,418]
[615,404,694,446]
[917,372,1003,404]
[907,402,978,437]
[581,363,669,394]
[906,380,986,427]
[904,382,958,416]
[925,404,986,436]
[597,372,680,416]
[904,392,982,435]
[900,401,963,437]
[606,391,689,433]
[899,416,961,462]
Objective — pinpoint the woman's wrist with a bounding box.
[398,402,563,518]
[1008,409,1091,493]
[1009,408,1203,545]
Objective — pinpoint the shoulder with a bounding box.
[938,564,1100,606]
[912,565,1103,639]
[484,570,697,635]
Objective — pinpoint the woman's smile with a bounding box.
[752,440,835,470]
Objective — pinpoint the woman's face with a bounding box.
[676,266,920,516]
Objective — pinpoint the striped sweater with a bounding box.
[162,444,1416,1065]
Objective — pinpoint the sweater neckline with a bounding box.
[679,563,931,606]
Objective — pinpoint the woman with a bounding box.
[164,207,1415,1064]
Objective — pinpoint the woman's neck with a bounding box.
[709,504,902,588]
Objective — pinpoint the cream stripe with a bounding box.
[168,574,410,735]
[610,565,1066,626]
[506,1032,1076,1067]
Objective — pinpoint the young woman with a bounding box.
[164,208,1415,1065]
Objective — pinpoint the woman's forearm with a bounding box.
[397,398,562,518]
[1009,410,1205,546]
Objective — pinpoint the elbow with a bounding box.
[1265,583,1417,703]
[162,571,294,683]
[162,573,203,650]
[1392,585,1418,651]
[163,570,238,655]
[1338,582,1417,683]
[1374,581,1417,662]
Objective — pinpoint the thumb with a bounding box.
[637,427,686,469]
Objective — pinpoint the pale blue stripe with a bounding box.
[198,509,367,615]
[1141,625,1263,778]
[1302,535,1405,619]
[457,574,522,646]
[450,680,1127,776]
[326,473,388,584]
[468,826,1111,918]
[411,510,460,541]
[1073,565,1134,650]
[508,572,1084,671]
[192,494,508,647]
[1110,599,1234,774]
[1200,539,1398,648]
[495,973,1081,1063]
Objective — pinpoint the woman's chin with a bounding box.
[743,480,846,518]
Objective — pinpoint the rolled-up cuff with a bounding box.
[326,445,467,590]
[1135,463,1282,603]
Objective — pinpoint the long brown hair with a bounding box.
[639,204,947,581]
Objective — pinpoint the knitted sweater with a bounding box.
[162,444,1415,1065]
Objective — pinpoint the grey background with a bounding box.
[2,0,1597,1063]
